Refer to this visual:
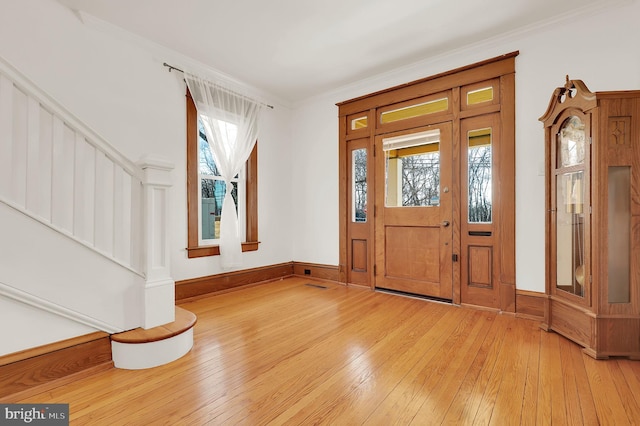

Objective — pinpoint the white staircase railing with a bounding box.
[0,58,144,275]
[0,55,175,330]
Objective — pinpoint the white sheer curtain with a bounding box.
[184,72,261,269]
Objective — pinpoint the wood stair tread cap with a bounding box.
[111,307,197,344]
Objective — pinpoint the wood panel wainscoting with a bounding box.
[8,277,640,424]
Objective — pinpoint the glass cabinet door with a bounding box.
[554,115,588,299]
[555,171,585,296]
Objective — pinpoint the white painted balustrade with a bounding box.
[0,55,174,334]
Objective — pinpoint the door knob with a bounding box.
[442,220,450,227]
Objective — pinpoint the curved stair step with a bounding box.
[110,306,196,369]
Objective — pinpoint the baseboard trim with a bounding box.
[175,262,294,301]
[175,263,542,322]
[3,362,113,402]
[174,261,342,301]
[515,289,545,321]
[0,332,112,400]
[292,262,340,282]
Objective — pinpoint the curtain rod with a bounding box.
[163,62,274,109]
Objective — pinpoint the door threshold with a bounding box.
[375,287,453,305]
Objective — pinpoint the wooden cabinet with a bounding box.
[540,77,640,359]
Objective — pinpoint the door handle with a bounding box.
[441,220,450,228]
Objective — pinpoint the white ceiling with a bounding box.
[58,0,623,103]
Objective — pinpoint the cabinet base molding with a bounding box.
[543,297,640,360]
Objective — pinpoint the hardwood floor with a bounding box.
[11,277,640,425]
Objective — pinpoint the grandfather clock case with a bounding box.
[540,77,640,359]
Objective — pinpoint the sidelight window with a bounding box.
[467,127,492,223]
[352,148,367,222]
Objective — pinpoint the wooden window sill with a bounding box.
[186,241,260,259]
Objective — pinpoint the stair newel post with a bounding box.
[138,155,175,329]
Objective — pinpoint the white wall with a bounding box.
[290,100,340,265]
[1,0,638,308]
[290,0,640,292]
[0,297,97,355]
[0,0,294,286]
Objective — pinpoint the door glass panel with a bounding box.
[558,116,586,167]
[468,128,492,223]
[380,98,448,124]
[608,166,630,303]
[383,129,440,207]
[352,148,367,222]
[467,87,494,106]
[556,171,585,297]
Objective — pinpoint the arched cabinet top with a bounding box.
[539,76,596,127]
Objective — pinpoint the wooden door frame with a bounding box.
[338,52,517,311]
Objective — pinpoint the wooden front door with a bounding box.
[374,122,453,299]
